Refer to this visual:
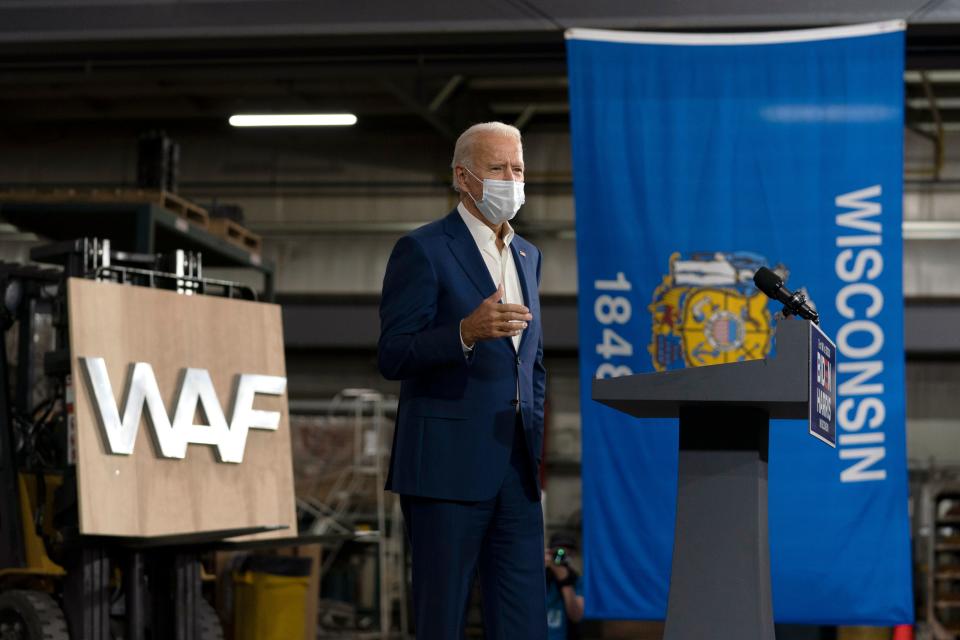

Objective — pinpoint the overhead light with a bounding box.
[903,221,960,240]
[904,71,960,84]
[907,97,960,109]
[228,113,357,127]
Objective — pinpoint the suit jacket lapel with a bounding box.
[444,209,497,298]
[511,242,536,353]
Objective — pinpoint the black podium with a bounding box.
[593,319,819,640]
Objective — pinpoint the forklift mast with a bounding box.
[0,238,254,640]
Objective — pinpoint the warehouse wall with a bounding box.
[904,128,960,298]
[1,123,959,513]
[212,127,959,299]
[907,361,960,467]
[185,127,578,295]
[5,125,959,296]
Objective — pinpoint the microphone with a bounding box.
[753,267,820,324]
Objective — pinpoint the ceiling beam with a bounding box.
[428,74,464,113]
[379,79,456,141]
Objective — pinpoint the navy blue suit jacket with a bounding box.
[378,208,545,502]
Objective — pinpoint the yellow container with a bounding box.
[233,556,311,640]
[837,627,891,640]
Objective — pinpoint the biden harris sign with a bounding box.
[567,23,912,623]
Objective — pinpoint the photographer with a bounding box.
[545,533,585,640]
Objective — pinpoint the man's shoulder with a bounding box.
[403,211,456,246]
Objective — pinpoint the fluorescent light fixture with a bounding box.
[229,113,357,127]
[904,70,960,83]
[908,97,960,109]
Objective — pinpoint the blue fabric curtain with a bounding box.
[568,24,912,624]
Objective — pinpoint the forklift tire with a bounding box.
[0,589,69,640]
[196,598,224,640]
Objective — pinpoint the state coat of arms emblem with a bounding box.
[649,252,792,371]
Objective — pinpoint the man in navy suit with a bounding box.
[378,121,547,639]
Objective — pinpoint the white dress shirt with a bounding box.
[457,202,524,351]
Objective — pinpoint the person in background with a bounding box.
[545,533,585,640]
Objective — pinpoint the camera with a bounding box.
[553,547,568,566]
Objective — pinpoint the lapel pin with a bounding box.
[519,250,526,257]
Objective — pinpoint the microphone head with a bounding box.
[753,267,783,298]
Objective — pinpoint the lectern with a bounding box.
[593,319,822,640]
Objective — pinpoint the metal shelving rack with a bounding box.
[292,390,408,640]
[0,200,274,299]
[926,482,960,639]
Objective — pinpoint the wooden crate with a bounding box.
[209,217,262,254]
[0,187,209,229]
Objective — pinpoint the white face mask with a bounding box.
[463,167,525,226]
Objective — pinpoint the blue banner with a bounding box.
[567,23,912,624]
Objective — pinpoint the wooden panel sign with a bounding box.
[68,278,296,538]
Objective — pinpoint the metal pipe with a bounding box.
[920,71,946,181]
[124,552,146,640]
[428,74,464,112]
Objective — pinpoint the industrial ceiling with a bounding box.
[0,1,959,138]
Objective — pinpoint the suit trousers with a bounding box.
[400,416,547,640]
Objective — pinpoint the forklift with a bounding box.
[0,238,258,639]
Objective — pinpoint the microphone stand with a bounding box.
[781,291,819,325]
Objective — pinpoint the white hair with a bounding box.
[450,121,523,191]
